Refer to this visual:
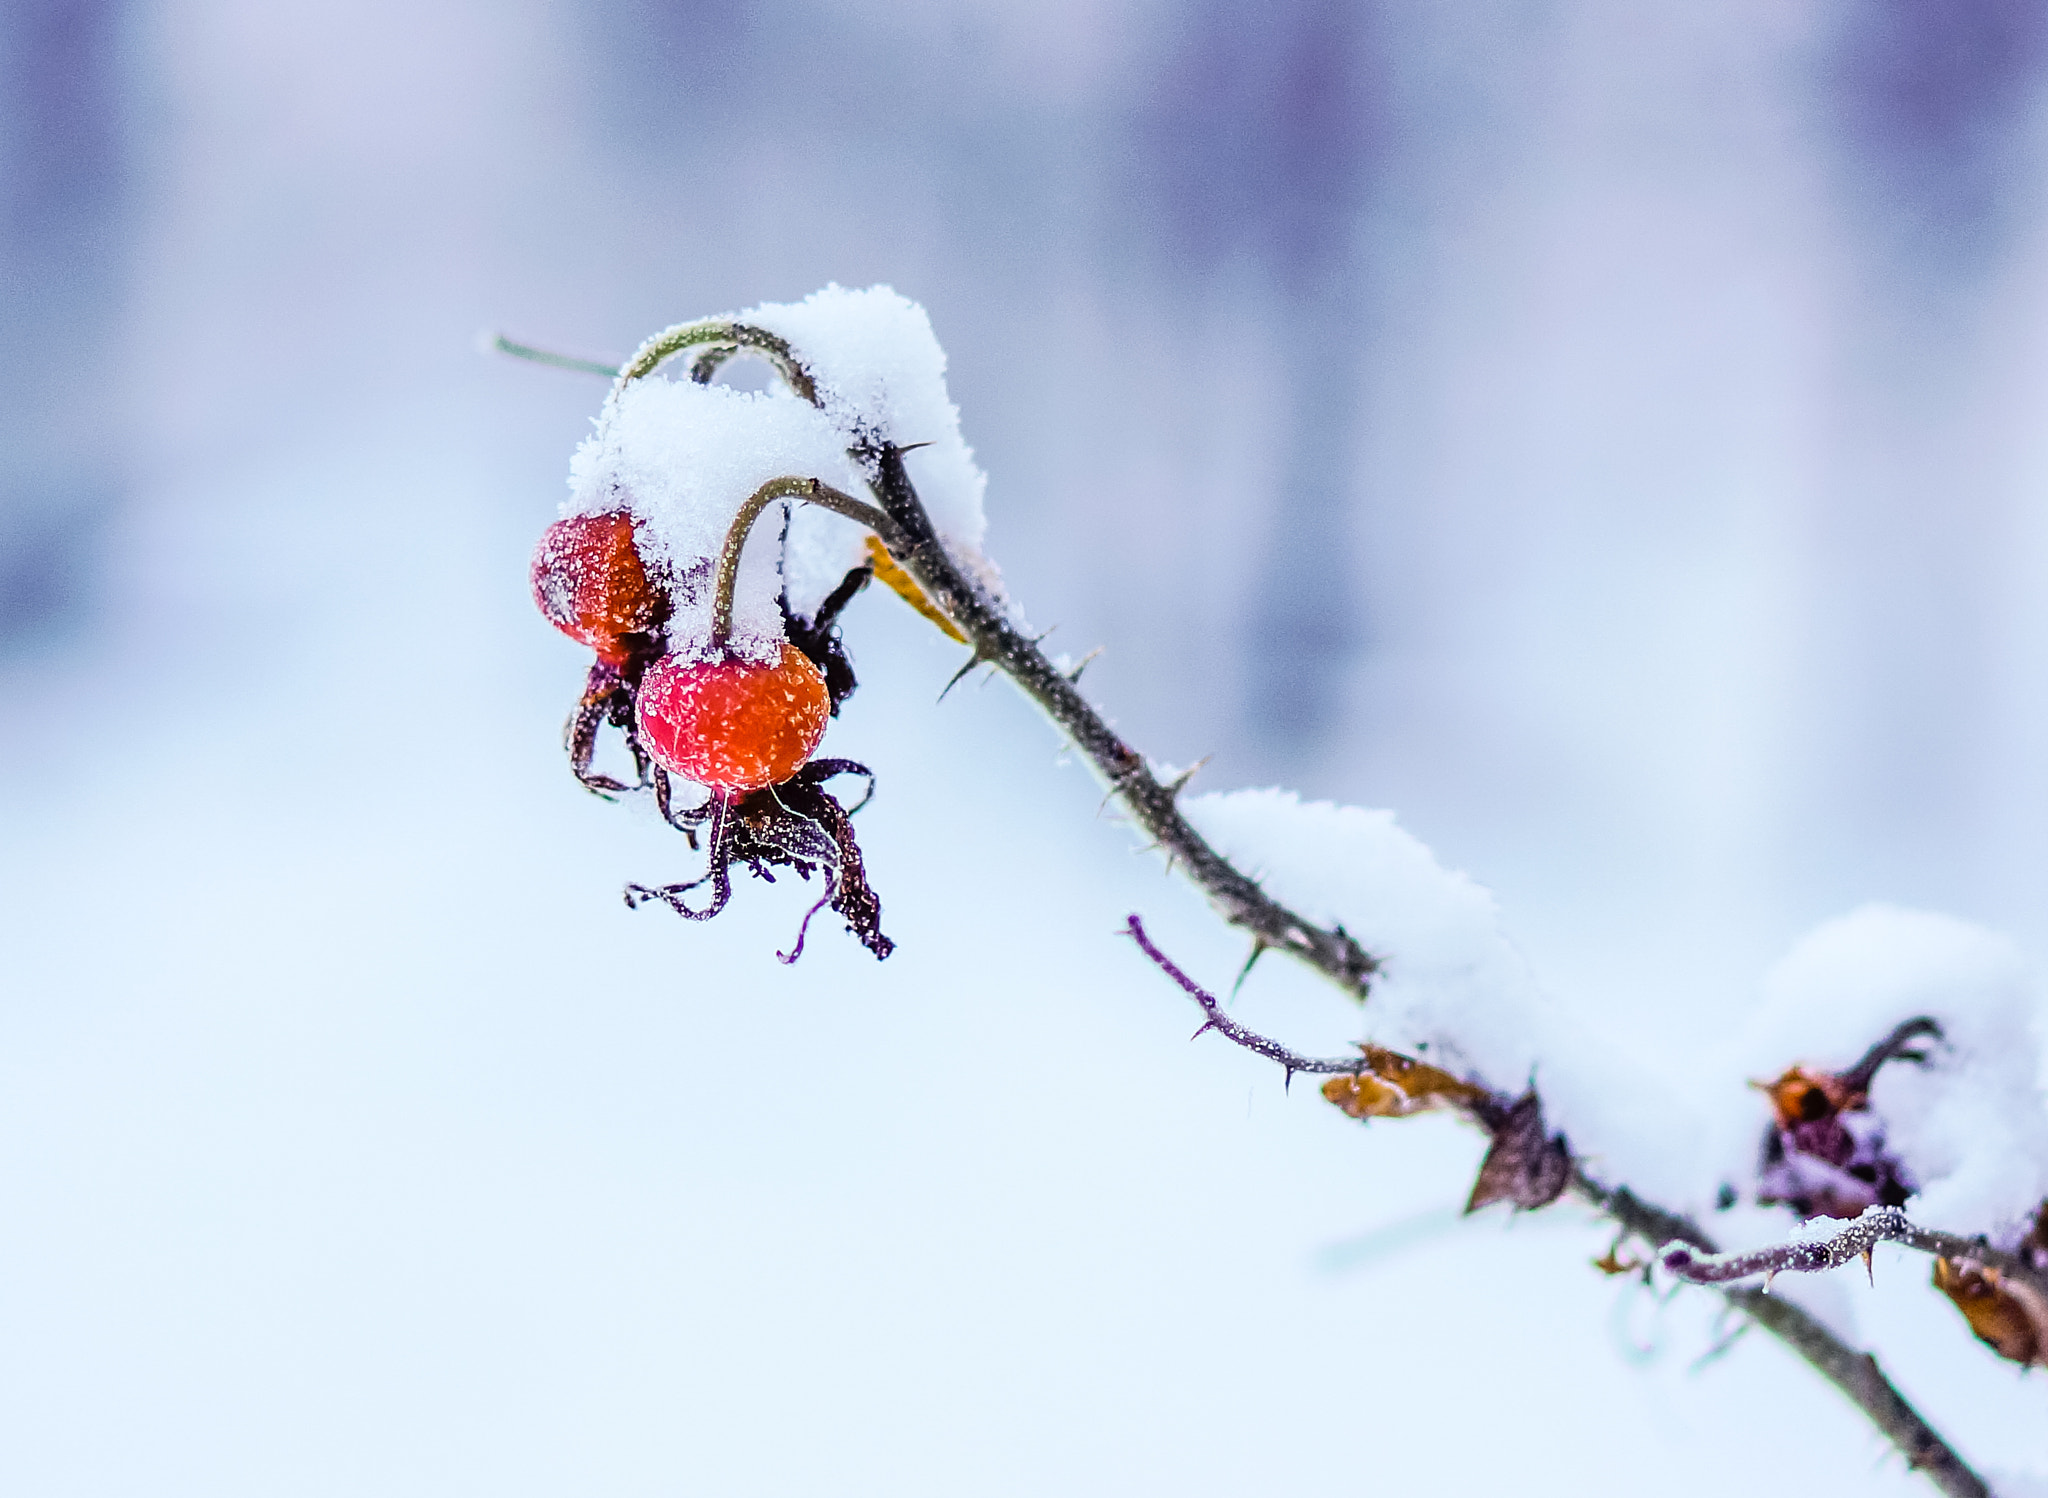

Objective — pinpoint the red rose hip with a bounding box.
[531,510,662,664]
[636,642,831,794]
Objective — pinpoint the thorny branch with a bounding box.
[502,325,2001,1498]
[861,441,1381,997]
[869,440,1995,1498]
[1114,917,1991,1498]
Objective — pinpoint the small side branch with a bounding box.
[1662,1205,2048,1300]
[1663,1205,1909,1285]
[1123,914,1368,1084]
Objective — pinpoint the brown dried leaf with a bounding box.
[1933,1256,2048,1368]
[1466,1092,1571,1213]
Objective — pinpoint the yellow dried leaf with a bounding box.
[1321,1073,1421,1118]
[864,534,965,643]
[1320,1046,1483,1119]
[1359,1045,1484,1107]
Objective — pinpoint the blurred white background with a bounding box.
[2,0,2045,1492]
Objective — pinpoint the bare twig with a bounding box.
[1662,1205,1910,1286]
[1123,914,1370,1086]
[1839,1016,1944,1094]
[1662,1205,2048,1301]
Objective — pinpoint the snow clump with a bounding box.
[1181,791,2048,1236]
[1732,906,2048,1241]
[564,285,991,664]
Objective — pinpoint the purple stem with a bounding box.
[1123,914,1366,1086]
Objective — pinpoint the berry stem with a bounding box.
[615,319,819,405]
[709,477,900,649]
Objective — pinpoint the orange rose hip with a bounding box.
[530,510,663,664]
[635,642,832,794]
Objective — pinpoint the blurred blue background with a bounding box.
[3,1,2045,1492]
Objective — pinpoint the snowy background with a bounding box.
[3,0,2047,1492]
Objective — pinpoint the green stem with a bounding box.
[709,476,898,650]
[616,320,819,406]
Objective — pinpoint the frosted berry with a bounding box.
[636,642,831,794]
[531,510,662,665]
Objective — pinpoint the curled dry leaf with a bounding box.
[1932,1204,2048,1369]
[1320,1045,1483,1119]
[1466,1091,1571,1213]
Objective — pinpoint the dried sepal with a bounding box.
[1752,1020,1940,1222]
[1466,1091,1571,1213]
[1321,1046,1483,1119]
[627,759,893,963]
[728,762,893,962]
[1759,1065,1864,1128]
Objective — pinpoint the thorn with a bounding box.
[1190,1020,1218,1041]
[1165,755,1213,799]
[1231,940,1269,997]
[1282,1067,1296,1092]
[1162,850,1177,878]
[895,440,935,454]
[937,651,986,702]
[1030,625,1057,646]
[1862,1248,1875,1286]
[1065,646,1103,684]
[1762,1270,1776,1295]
